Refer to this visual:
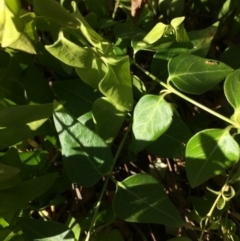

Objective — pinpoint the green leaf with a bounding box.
[46,31,94,68]
[170,17,189,42]
[53,108,113,186]
[224,69,240,110]
[99,56,133,111]
[1,0,24,47]
[186,129,240,188]
[33,0,79,28]
[18,217,75,241]
[147,114,192,158]
[0,148,47,180]
[52,79,101,123]
[132,95,173,153]
[0,103,53,149]
[188,22,219,57]
[5,173,58,201]
[0,162,19,183]
[168,53,233,94]
[92,97,127,143]
[142,22,167,44]
[113,173,183,227]
[20,66,54,104]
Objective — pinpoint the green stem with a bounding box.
[131,59,240,128]
[85,126,131,241]
[112,0,121,19]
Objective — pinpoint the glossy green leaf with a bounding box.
[53,108,113,186]
[132,95,173,153]
[170,17,189,42]
[18,217,75,241]
[113,173,183,226]
[168,53,233,94]
[224,69,240,110]
[143,22,167,44]
[99,56,133,111]
[147,114,192,158]
[33,0,79,28]
[52,79,101,123]
[92,97,127,143]
[186,129,240,188]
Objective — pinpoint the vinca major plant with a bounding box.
[0,0,240,240]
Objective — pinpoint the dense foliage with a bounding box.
[1,0,240,240]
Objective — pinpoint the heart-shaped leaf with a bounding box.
[186,129,240,188]
[113,173,183,227]
[168,53,233,94]
[99,56,133,111]
[53,108,113,187]
[132,94,173,153]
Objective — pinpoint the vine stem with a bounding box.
[85,125,131,241]
[112,0,121,19]
[130,59,240,128]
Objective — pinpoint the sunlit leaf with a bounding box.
[132,94,173,153]
[168,53,233,94]
[99,56,133,111]
[186,129,240,188]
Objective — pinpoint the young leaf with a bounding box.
[143,22,167,44]
[170,17,189,42]
[186,129,240,188]
[132,94,173,153]
[99,56,133,111]
[53,108,113,187]
[18,217,75,241]
[168,53,233,94]
[113,173,183,227]
[92,97,127,143]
